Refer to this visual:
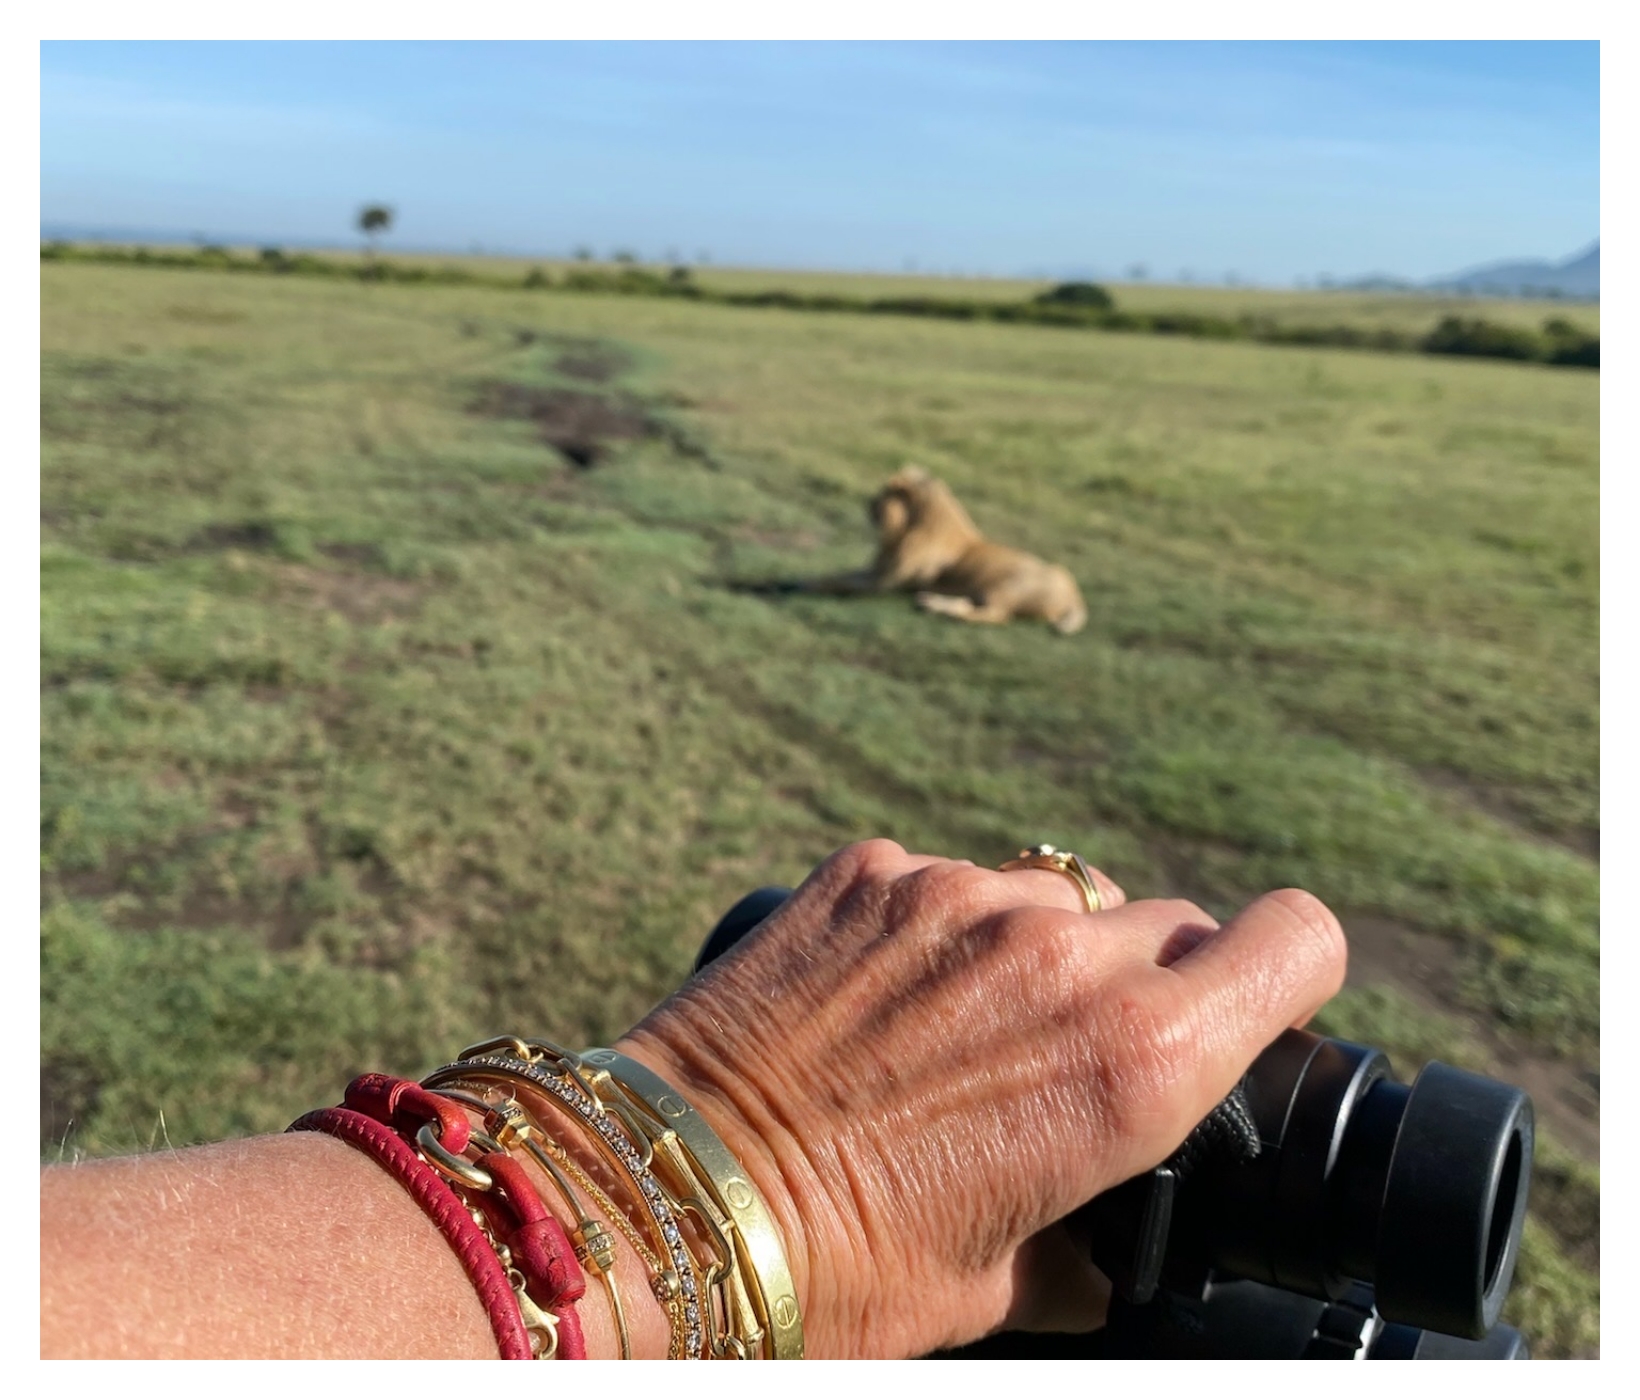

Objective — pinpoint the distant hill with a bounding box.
[1427,242,1598,299]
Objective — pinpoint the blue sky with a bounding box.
[39,41,1599,284]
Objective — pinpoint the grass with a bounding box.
[39,262,1597,1353]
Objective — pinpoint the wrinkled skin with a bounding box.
[617,839,1348,1358]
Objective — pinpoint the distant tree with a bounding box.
[613,249,638,265]
[1035,281,1114,312]
[1127,263,1148,281]
[573,245,594,262]
[357,204,394,263]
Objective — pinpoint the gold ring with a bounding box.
[1000,843,1102,913]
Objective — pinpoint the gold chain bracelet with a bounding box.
[424,1039,711,1359]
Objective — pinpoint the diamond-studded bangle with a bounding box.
[580,1047,805,1360]
[423,1042,712,1359]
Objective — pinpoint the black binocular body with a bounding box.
[695,887,1536,1360]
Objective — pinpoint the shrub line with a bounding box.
[40,241,1598,370]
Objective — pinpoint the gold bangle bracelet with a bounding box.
[431,1084,634,1360]
[425,1048,707,1359]
[581,1047,805,1360]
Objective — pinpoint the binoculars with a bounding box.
[695,887,1536,1360]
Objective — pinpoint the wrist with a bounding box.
[611,1024,867,1359]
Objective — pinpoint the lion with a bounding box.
[808,465,1087,635]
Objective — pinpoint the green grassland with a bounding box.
[39,263,1597,1353]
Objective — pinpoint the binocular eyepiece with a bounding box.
[1077,1025,1533,1341]
[696,886,1535,1357]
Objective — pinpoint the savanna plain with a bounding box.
[39,262,1599,1354]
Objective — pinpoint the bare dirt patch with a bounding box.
[554,345,631,383]
[1419,765,1597,861]
[190,520,281,552]
[472,381,659,469]
[267,561,423,626]
[49,829,315,951]
[318,541,387,568]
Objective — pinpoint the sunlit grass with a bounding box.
[40,263,1597,1352]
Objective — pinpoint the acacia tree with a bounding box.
[357,204,394,264]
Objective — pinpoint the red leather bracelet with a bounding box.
[287,1106,535,1360]
[314,1074,591,1359]
[478,1149,589,1360]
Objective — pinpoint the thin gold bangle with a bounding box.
[431,1084,634,1360]
[424,1051,708,1358]
[581,1047,805,1360]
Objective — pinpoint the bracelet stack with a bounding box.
[290,1034,803,1360]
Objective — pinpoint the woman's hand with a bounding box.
[616,839,1347,1358]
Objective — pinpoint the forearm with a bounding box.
[38,842,1348,1360]
[39,1128,666,1359]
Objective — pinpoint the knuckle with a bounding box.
[826,838,907,888]
[804,841,910,938]
[882,860,993,939]
[1084,982,1199,1140]
[916,859,993,911]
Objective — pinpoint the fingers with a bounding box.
[1137,889,1348,1126]
[799,840,1128,943]
[989,862,1128,915]
[1164,887,1348,1028]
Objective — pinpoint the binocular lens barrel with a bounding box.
[1215,1031,1533,1338]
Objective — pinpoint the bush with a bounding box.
[523,267,551,289]
[1034,281,1115,312]
[1546,339,1599,369]
[870,296,984,321]
[1421,316,1543,362]
[1542,318,1600,369]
